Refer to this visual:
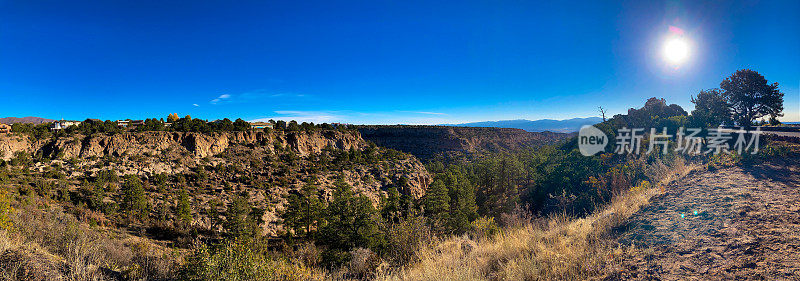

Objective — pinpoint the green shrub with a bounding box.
[0,190,13,231]
[470,216,500,238]
[181,238,320,281]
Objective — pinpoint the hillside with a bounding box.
[609,145,800,279]
[0,117,54,125]
[358,125,571,160]
[377,141,800,280]
[0,129,430,237]
[445,117,603,133]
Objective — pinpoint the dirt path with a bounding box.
[608,157,800,280]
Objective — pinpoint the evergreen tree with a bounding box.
[177,188,193,228]
[690,88,732,127]
[121,175,148,222]
[395,177,416,217]
[280,182,324,239]
[319,178,382,265]
[380,186,401,223]
[207,198,222,232]
[87,181,106,211]
[445,171,478,232]
[720,69,784,127]
[233,118,251,131]
[477,156,523,220]
[224,193,257,237]
[424,180,450,231]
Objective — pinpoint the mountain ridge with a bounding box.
[443,117,603,133]
[0,116,55,124]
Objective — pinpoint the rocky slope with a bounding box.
[358,125,572,160]
[608,150,800,279]
[0,129,431,236]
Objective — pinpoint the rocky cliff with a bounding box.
[0,130,365,161]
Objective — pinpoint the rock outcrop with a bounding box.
[0,130,366,161]
[0,135,32,161]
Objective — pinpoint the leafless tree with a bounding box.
[598,106,607,122]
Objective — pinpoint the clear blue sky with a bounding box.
[1,0,798,124]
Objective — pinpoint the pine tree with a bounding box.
[477,156,522,220]
[380,186,401,223]
[121,175,148,222]
[445,171,478,233]
[177,188,193,228]
[280,182,324,238]
[224,193,255,237]
[424,180,450,228]
[207,198,222,232]
[85,180,105,211]
[319,178,381,264]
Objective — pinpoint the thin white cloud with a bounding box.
[240,89,309,100]
[210,94,232,104]
[210,90,309,105]
[192,104,199,107]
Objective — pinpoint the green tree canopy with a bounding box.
[691,88,732,127]
[720,69,784,127]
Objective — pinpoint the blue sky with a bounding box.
[1,0,798,124]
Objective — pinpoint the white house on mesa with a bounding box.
[250,122,274,129]
[51,120,82,130]
[117,120,145,128]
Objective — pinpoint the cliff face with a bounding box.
[358,126,572,160]
[0,135,32,160]
[0,130,366,161]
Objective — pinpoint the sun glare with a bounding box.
[663,37,690,65]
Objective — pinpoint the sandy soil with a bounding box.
[607,156,800,280]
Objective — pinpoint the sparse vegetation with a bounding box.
[0,69,792,280]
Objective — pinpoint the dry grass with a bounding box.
[380,158,698,281]
[0,202,181,281]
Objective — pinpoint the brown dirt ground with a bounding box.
[606,155,800,280]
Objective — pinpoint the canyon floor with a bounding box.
[607,154,800,280]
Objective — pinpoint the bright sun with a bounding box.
[663,37,690,65]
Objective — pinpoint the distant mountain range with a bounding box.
[0,116,54,125]
[444,117,603,133]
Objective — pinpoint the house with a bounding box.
[51,120,81,130]
[0,123,11,133]
[117,120,145,129]
[130,120,145,127]
[250,122,273,129]
[331,123,351,129]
